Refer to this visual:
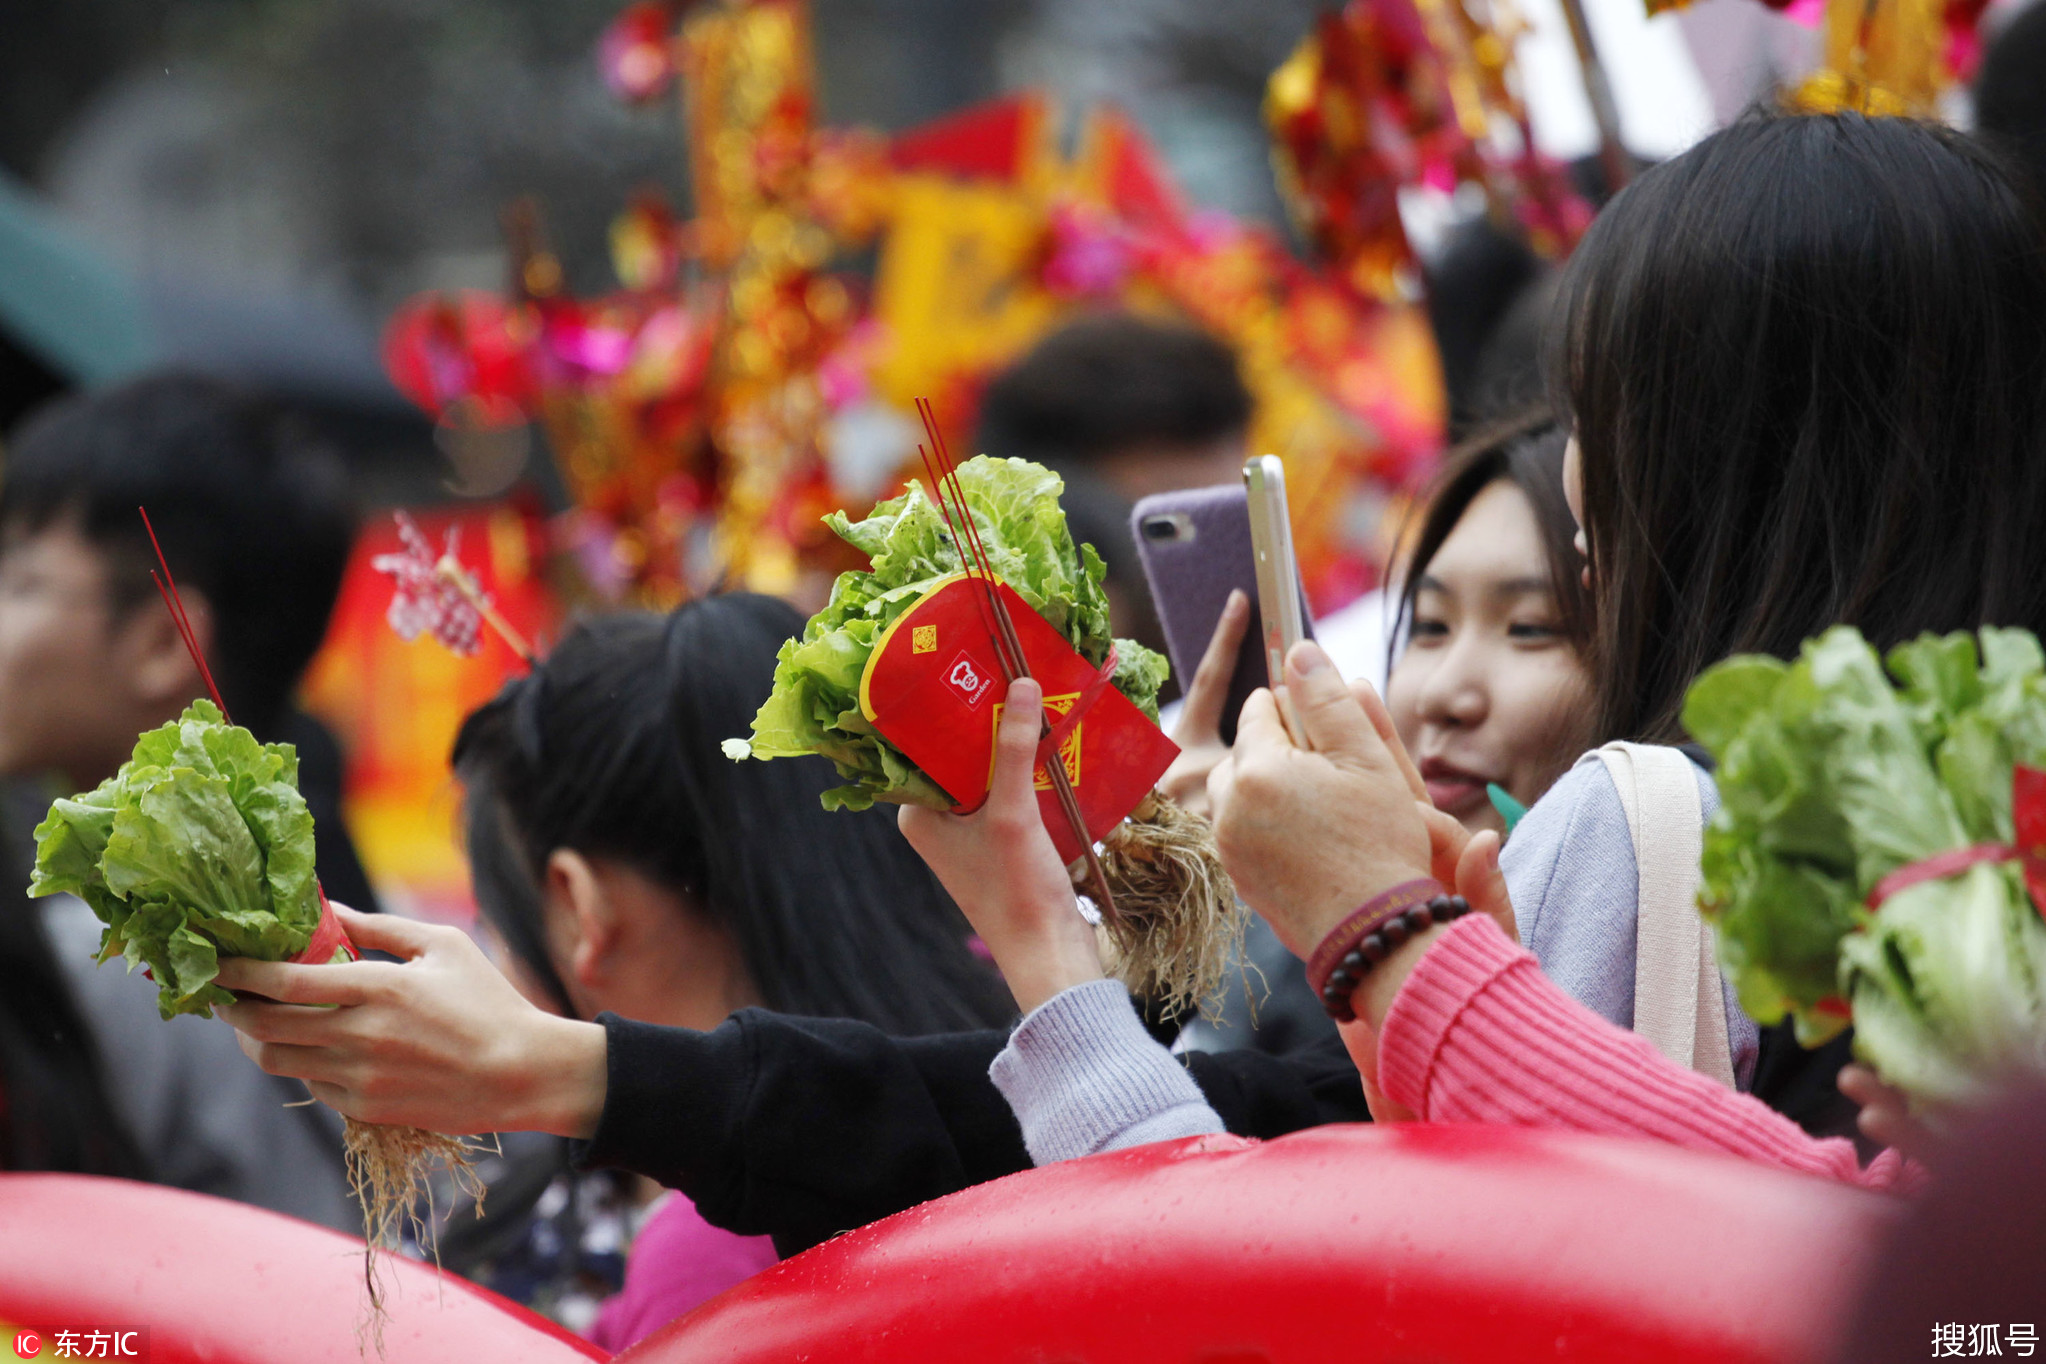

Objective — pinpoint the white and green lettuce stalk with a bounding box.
[1685,626,2046,1108]
[727,455,1170,812]
[28,699,334,1019]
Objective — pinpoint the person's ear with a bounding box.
[119,586,209,710]
[544,849,619,990]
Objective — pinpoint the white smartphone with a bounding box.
[1244,455,1310,740]
[1244,456,1307,684]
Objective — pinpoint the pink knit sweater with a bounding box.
[1376,915,1913,1191]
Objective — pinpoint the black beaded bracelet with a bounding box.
[1316,893,1471,1023]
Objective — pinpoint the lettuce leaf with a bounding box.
[728,455,1169,811]
[28,699,322,1018]
[1686,626,2046,1104]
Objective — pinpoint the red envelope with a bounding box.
[859,574,1180,863]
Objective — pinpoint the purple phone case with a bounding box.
[1131,485,1312,744]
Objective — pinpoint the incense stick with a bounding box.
[139,508,231,720]
[915,441,1019,682]
[921,400,1029,680]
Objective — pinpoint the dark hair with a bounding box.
[0,890,150,1177]
[1392,409,1590,671]
[1425,219,1544,431]
[1550,113,2046,743]
[977,312,1252,469]
[452,594,1011,1034]
[0,372,357,733]
[1977,3,2046,194]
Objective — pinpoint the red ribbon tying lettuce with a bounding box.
[1864,764,2046,914]
[1817,766,2046,1022]
[291,883,360,965]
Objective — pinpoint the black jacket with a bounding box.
[576,1008,1369,1257]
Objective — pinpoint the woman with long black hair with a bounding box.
[435,593,1011,1341]
[927,110,2046,1173]
[453,594,1010,1037]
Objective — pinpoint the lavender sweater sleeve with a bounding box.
[988,979,1224,1165]
[992,751,1763,1164]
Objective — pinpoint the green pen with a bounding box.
[1486,782,1527,837]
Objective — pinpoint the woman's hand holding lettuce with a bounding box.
[1686,626,2046,1108]
[32,698,486,1320]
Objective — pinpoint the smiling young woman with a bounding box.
[1386,416,1593,837]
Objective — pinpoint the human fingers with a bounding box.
[215,956,375,1006]
[1203,745,1238,825]
[989,677,1045,817]
[1839,1064,1934,1159]
[306,1079,353,1110]
[1229,687,1291,758]
[895,800,939,850]
[1361,1077,1419,1124]
[233,1041,402,1127]
[219,994,371,1047]
[1421,802,1472,889]
[1284,641,1384,768]
[1837,1064,1880,1111]
[232,1033,348,1087]
[1173,590,1250,745]
[1159,751,1216,818]
[1453,828,1516,943]
[330,903,443,960]
[1350,677,1427,803]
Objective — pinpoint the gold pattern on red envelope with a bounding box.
[859,573,1178,864]
[993,694,1083,790]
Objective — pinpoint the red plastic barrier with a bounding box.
[0,1174,607,1364]
[620,1124,1891,1364]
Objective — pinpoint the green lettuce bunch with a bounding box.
[727,455,1170,811]
[1685,626,2046,1106]
[29,699,329,1019]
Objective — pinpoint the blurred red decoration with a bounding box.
[379,0,1509,613]
[382,290,537,427]
[1267,0,1594,303]
[0,1174,608,1364]
[616,1125,1887,1364]
[601,1,683,102]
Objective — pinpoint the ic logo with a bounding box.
[944,651,995,708]
[14,1331,40,1358]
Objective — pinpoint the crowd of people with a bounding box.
[9,14,2046,1351]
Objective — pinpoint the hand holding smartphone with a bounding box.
[1243,455,1310,742]
[1130,458,1314,747]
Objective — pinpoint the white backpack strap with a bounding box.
[1593,742,1736,1089]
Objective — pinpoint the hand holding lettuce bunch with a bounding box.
[730,455,1238,1015]
[1685,626,2046,1108]
[729,455,1169,810]
[29,699,476,1328]
[29,699,339,1019]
